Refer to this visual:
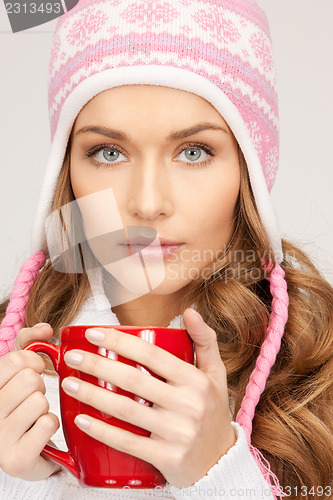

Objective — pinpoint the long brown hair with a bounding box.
[1,140,332,498]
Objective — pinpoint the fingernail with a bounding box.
[62,378,79,393]
[75,416,91,430]
[64,351,83,365]
[34,323,49,328]
[190,308,202,320]
[85,329,105,342]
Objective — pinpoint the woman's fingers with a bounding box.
[182,308,226,378]
[73,413,162,468]
[19,412,60,458]
[0,350,45,389]
[0,367,46,420]
[61,377,172,438]
[6,412,62,481]
[64,350,178,408]
[14,323,53,350]
[83,327,195,384]
[0,349,61,482]
[0,391,50,448]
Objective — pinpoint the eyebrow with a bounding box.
[74,122,229,141]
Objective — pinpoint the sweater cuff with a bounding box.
[166,421,274,500]
[0,466,67,500]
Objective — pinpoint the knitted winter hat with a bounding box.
[0,1,288,496]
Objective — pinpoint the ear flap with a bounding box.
[0,251,47,357]
[236,261,289,498]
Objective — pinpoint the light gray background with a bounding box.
[0,1,332,302]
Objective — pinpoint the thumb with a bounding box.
[14,323,54,350]
[183,308,223,376]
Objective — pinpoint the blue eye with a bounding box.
[84,144,127,168]
[84,142,215,169]
[95,147,127,164]
[178,143,214,168]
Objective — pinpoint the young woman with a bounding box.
[0,1,332,499]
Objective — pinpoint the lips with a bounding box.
[124,243,184,260]
[120,235,183,247]
[118,231,184,260]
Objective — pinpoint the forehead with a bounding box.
[72,84,232,134]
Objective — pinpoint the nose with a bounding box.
[127,158,173,221]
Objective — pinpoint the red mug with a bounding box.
[23,325,194,488]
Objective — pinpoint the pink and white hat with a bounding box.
[0,2,289,496]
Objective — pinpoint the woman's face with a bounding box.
[69,85,240,298]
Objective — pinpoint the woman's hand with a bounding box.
[0,324,62,480]
[61,308,236,488]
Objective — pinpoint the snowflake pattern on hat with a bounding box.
[194,9,242,43]
[66,7,107,46]
[250,32,274,72]
[120,1,180,29]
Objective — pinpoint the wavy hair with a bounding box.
[1,138,332,499]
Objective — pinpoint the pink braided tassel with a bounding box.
[0,251,47,357]
[236,261,289,498]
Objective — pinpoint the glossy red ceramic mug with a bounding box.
[23,325,194,488]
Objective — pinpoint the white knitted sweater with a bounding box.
[0,294,274,499]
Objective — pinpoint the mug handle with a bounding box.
[23,341,79,478]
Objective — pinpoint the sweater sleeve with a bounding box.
[0,466,68,500]
[166,421,275,500]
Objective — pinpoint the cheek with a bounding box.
[70,160,96,200]
[184,171,240,240]
[76,189,124,242]
[70,164,124,241]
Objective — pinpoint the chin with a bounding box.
[147,276,193,296]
